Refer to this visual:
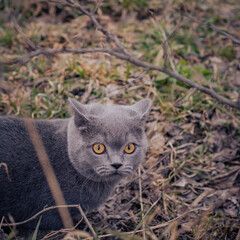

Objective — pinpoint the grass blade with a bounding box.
[31,216,42,240]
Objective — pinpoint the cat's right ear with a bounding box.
[68,98,90,127]
[130,99,152,122]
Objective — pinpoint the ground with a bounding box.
[0,0,240,239]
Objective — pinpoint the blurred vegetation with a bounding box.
[0,0,240,239]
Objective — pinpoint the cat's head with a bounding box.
[67,98,151,182]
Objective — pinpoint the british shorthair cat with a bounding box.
[0,98,151,229]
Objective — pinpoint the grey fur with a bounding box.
[0,98,151,229]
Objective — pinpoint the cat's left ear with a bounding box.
[130,99,152,122]
[68,98,90,127]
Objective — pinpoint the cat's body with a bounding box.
[0,99,151,229]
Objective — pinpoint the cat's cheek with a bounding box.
[125,155,140,171]
[135,151,146,168]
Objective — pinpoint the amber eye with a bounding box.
[124,143,135,154]
[93,143,105,154]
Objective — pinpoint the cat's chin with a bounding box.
[93,171,129,182]
[102,173,124,182]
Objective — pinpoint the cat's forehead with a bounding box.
[87,103,137,118]
[86,104,142,139]
[91,117,143,147]
[93,109,139,132]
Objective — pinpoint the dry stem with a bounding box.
[138,167,146,240]
[180,8,240,45]
[1,198,208,239]
[1,204,96,238]
[1,44,240,109]
[96,207,208,239]
[24,119,74,229]
[1,205,77,227]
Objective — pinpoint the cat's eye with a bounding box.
[93,143,105,154]
[124,143,135,154]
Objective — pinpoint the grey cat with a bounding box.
[0,98,151,229]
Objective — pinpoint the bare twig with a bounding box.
[1,197,208,239]
[134,68,151,81]
[138,167,146,240]
[175,87,198,106]
[0,216,4,229]
[92,0,104,15]
[150,11,178,73]
[11,16,37,51]
[169,141,177,182]
[0,162,11,181]
[47,0,131,56]
[180,9,240,45]
[149,11,168,69]
[96,207,209,239]
[42,220,84,240]
[167,14,184,43]
[63,230,93,240]
[132,197,161,236]
[0,47,119,70]
[1,44,239,109]
[1,204,97,238]
[77,204,97,238]
[2,205,78,227]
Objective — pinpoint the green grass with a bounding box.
[0,27,15,47]
[220,46,236,61]
[0,1,240,239]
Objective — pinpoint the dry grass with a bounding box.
[0,0,240,239]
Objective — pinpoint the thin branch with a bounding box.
[77,205,97,238]
[1,200,207,239]
[11,16,37,51]
[163,68,239,109]
[1,204,97,238]
[175,88,198,106]
[0,216,5,229]
[0,162,11,181]
[1,45,240,109]
[46,0,240,110]
[132,197,161,235]
[138,167,146,240]
[95,207,209,239]
[92,0,104,15]
[134,68,151,81]
[1,205,78,227]
[150,11,177,73]
[149,11,168,69]
[0,47,122,70]
[47,0,131,56]
[180,9,240,45]
[167,14,184,43]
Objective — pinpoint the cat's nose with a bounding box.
[111,163,122,169]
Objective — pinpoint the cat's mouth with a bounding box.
[94,165,133,180]
[103,170,121,177]
[105,171,124,181]
[104,170,131,179]
[111,170,121,176]
[96,170,125,179]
